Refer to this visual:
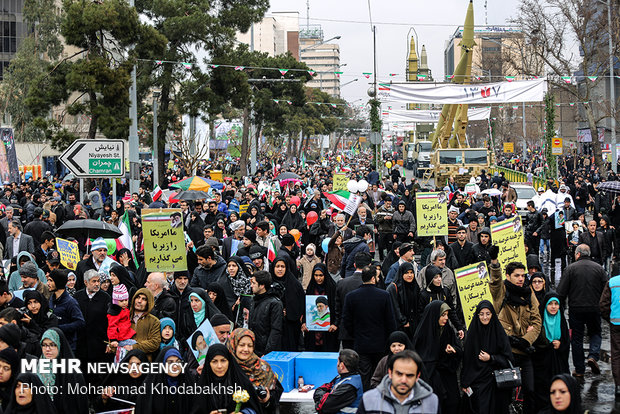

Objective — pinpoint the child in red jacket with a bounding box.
[107,284,136,362]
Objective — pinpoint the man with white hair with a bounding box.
[329,213,353,241]
[75,269,111,370]
[145,272,176,320]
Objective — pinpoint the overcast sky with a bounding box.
[266,0,522,103]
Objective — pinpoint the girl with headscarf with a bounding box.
[23,290,59,339]
[66,272,77,296]
[413,301,463,414]
[135,347,196,414]
[0,348,20,410]
[532,292,570,413]
[271,257,305,351]
[177,288,213,347]
[461,300,513,414]
[530,271,549,316]
[38,328,89,414]
[538,373,583,414]
[115,247,139,275]
[386,262,420,339]
[281,204,305,232]
[159,317,180,351]
[93,349,149,412]
[207,282,234,321]
[227,328,283,413]
[325,231,344,278]
[219,256,253,327]
[5,373,58,414]
[370,331,413,388]
[191,343,263,414]
[302,263,338,352]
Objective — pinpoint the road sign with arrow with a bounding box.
[60,139,125,178]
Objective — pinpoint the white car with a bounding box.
[511,184,537,217]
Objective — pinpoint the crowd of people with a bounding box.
[0,150,612,414]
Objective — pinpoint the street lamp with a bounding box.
[300,35,342,53]
[341,78,358,88]
[152,90,161,187]
[482,36,528,160]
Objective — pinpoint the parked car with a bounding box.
[512,184,537,218]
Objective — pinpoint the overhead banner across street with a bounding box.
[386,107,492,123]
[378,78,547,104]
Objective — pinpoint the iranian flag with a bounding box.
[268,238,277,262]
[118,211,138,267]
[323,190,350,211]
[152,185,163,201]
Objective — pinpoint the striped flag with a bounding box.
[118,211,138,267]
[323,190,350,211]
[268,238,277,262]
[151,185,163,201]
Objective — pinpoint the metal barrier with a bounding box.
[488,166,547,190]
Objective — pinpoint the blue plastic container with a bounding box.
[294,352,339,388]
[262,352,300,392]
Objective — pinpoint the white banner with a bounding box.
[386,107,491,123]
[378,79,547,104]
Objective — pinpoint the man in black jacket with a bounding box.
[472,227,492,264]
[190,245,227,289]
[75,269,111,385]
[342,265,397,390]
[557,244,608,377]
[249,271,283,356]
[340,226,372,279]
[145,272,176,320]
[525,201,542,254]
[334,252,372,350]
[449,226,475,268]
[579,220,606,265]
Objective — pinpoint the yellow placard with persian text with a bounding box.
[491,217,527,273]
[56,238,79,271]
[456,261,493,328]
[333,173,348,192]
[415,192,448,236]
[142,208,187,272]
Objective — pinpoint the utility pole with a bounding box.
[249,23,257,175]
[128,0,139,193]
[152,91,160,186]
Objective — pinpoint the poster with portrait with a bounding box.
[455,261,493,328]
[186,318,219,366]
[490,216,527,272]
[554,211,565,229]
[305,295,330,331]
[142,208,188,272]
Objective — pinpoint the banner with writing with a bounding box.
[142,209,187,272]
[333,173,348,192]
[56,238,80,270]
[416,192,448,236]
[491,217,527,272]
[455,261,492,328]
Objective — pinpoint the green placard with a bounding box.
[89,159,122,175]
[142,208,187,272]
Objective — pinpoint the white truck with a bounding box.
[407,140,433,178]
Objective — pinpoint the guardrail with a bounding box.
[488,166,547,190]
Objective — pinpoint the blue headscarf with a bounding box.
[163,347,183,387]
[159,317,178,350]
[189,292,206,328]
[544,297,562,342]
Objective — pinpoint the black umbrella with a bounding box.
[597,181,620,195]
[276,172,301,180]
[175,190,210,201]
[56,219,123,239]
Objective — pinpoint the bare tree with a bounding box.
[167,131,209,177]
[512,0,620,177]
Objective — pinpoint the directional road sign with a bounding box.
[60,139,125,178]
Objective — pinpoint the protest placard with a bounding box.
[186,318,219,366]
[56,238,80,270]
[305,295,331,331]
[491,216,527,272]
[416,192,448,236]
[142,209,187,272]
[455,261,492,328]
[333,173,348,191]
